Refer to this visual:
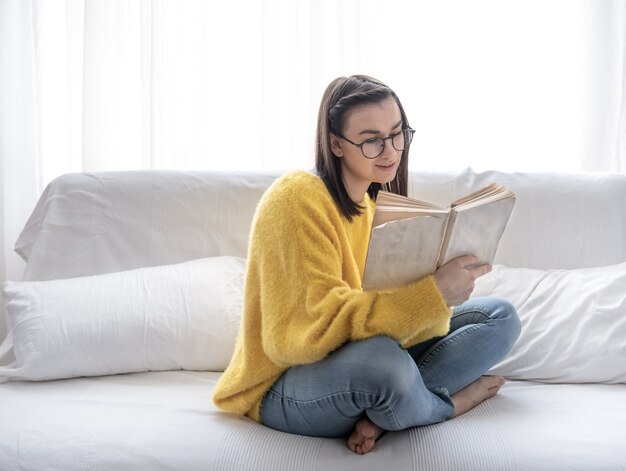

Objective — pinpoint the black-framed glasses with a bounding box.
[338,127,415,159]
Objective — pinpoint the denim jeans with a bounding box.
[259,297,521,438]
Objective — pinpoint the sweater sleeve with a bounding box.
[255,179,452,368]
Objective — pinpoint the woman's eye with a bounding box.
[364,138,380,145]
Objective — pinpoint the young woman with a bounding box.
[213,75,521,455]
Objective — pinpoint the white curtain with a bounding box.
[0,0,41,339]
[1,0,625,298]
[581,0,626,172]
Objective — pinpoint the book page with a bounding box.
[373,191,448,227]
[362,214,448,291]
[438,197,516,267]
[372,208,449,227]
[376,190,442,210]
[450,183,500,207]
[453,186,515,210]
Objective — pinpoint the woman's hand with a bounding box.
[433,255,492,307]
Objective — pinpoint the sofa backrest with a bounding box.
[409,168,626,271]
[15,168,626,281]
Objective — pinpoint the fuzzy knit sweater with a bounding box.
[212,170,452,422]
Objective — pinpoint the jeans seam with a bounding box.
[453,306,493,318]
[418,323,482,368]
[265,388,403,429]
[266,387,380,405]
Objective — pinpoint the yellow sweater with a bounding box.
[212,171,452,422]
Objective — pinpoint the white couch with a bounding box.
[1,168,625,470]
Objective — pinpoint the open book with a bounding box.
[362,183,516,291]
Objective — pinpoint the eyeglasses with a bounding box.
[338,127,415,159]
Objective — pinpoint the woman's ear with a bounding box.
[329,133,343,157]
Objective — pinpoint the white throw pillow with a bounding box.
[0,257,245,382]
[472,262,626,383]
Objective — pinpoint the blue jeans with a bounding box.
[259,297,521,438]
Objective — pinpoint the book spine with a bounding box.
[436,211,455,267]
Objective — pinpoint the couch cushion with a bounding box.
[473,262,626,384]
[409,169,626,270]
[16,171,279,281]
[0,256,245,381]
[15,169,626,282]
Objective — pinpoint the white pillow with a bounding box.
[0,256,245,382]
[472,262,626,383]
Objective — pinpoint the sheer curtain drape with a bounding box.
[1,0,625,312]
[582,0,626,172]
[1,0,42,339]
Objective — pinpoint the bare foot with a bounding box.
[347,417,385,455]
[451,375,505,418]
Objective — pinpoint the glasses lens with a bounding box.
[362,139,384,158]
[391,131,406,152]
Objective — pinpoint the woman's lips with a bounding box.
[375,161,397,171]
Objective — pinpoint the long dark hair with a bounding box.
[315,75,410,221]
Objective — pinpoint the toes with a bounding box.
[484,376,505,390]
[347,433,375,455]
[361,437,375,453]
[347,433,365,453]
[348,436,360,451]
[347,419,384,455]
[492,375,506,386]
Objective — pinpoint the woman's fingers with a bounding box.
[448,256,491,279]
[451,254,479,268]
[471,263,492,280]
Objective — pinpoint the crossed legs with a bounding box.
[260,297,521,454]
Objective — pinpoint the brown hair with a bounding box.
[315,75,410,221]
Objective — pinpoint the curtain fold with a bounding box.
[0,0,40,339]
[0,0,40,281]
[581,0,626,172]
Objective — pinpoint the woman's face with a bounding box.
[330,96,403,202]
